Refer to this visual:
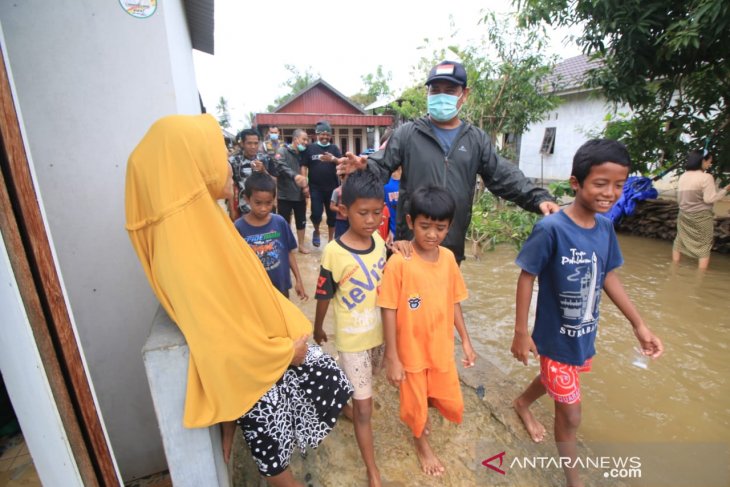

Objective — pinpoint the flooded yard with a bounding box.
[462,234,730,447]
[239,230,730,486]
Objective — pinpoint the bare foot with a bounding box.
[367,466,382,487]
[221,421,236,463]
[513,398,546,442]
[414,435,445,476]
[298,246,310,254]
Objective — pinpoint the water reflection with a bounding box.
[461,234,730,444]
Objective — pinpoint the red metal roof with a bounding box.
[277,84,362,114]
[255,113,393,127]
[255,78,393,127]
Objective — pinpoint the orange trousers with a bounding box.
[399,366,463,437]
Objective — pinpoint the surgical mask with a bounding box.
[269,133,279,140]
[297,144,306,152]
[317,141,330,148]
[427,93,462,122]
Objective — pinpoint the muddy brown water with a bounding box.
[233,231,730,486]
[463,234,730,446]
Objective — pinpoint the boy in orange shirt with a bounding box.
[377,185,476,476]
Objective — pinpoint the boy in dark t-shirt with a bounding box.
[510,139,664,487]
[234,173,308,300]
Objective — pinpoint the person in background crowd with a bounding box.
[228,129,272,220]
[262,125,284,159]
[301,121,342,247]
[274,128,311,254]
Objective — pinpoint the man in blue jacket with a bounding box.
[339,60,559,262]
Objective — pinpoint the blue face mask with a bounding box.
[427,93,462,122]
[297,144,306,152]
[269,133,279,141]
[317,140,330,148]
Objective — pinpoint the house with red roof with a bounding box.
[253,79,394,154]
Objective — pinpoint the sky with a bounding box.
[192,0,583,131]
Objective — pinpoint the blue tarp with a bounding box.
[606,176,658,223]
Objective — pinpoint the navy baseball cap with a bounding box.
[425,61,468,88]
[315,121,332,133]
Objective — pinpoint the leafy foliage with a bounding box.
[467,192,540,252]
[349,65,394,108]
[386,13,561,146]
[517,0,730,179]
[459,13,562,141]
[266,65,320,112]
[548,179,573,200]
[215,96,231,129]
[388,85,428,121]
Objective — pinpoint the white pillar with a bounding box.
[142,307,231,487]
[373,127,381,150]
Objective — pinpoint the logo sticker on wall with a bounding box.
[119,0,157,19]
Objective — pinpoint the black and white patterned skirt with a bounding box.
[237,345,353,477]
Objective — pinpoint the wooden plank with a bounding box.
[0,47,118,485]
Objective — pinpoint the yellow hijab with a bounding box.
[125,114,311,428]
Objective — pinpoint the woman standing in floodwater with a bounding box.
[125,114,352,487]
[673,150,730,270]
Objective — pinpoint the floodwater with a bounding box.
[462,234,730,447]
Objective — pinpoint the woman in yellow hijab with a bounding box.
[125,114,353,485]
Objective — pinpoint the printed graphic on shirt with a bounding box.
[559,248,600,338]
[315,237,387,352]
[343,306,381,335]
[243,230,284,271]
[407,294,422,310]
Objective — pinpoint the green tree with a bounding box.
[350,65,394,108]
[517,0,730,178]
[461,13,561,143]
[386,13,560,147]
[267,65,320,111]
[216,96,231,129]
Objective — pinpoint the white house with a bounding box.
[518,55,630,182]
[0,0,214,483]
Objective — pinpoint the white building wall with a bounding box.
[0,0,202,480]
[519,92,628,181]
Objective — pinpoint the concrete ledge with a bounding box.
[142,306,230,487]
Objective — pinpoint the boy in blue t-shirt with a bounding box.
[234,172,308,300]
[510,139,663,487]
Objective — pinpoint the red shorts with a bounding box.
[540,356,592,404]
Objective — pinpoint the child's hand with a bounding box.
[291,335,310,366]
[461,341,477,368]
[511,330,538,365]
[294,281,309,302]
[313,328,328,345]
[634,324,664,359]
[386,356,405,387]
